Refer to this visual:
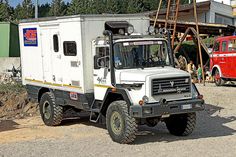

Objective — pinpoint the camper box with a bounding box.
[19,14,149,94]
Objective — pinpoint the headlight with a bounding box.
[128,25,134,34]
[148,26,155,34]
[142,95,149,103]
[118,29,125,35]
[191,83,200,99]
[159,28,168,35]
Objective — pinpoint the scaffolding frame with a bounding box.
[153,0,206,85]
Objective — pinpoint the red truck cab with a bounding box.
[210,36,236,86]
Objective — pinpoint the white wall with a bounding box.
[197,0,230,5]
[0,57,21,74]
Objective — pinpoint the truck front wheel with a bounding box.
[106,101,138,144]
[214,69,225,86]
[39,92,63,126]
[165,112,196,136]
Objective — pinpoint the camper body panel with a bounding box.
[19,17,85,94]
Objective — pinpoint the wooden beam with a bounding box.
[174,27,191,53]
[153,0,162,28]
[165,0,172,28]
[172,0,180,48]
[193,0,205,85]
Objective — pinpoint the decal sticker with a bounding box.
[70,92,78,101]
[23,28,38,47]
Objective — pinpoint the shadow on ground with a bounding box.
[222,83,236,87]
[0,120,19,132]
[133,103,236,144]
[60,103,236,144]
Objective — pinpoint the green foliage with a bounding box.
[67,0,87,15]
[0,0,13,21]
[0,83,25,93]
[39,3,51,18]
[14,0,34,20]
[49,0,67,16]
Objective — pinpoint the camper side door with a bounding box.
[40,27,63,84]
[51,29,63,83]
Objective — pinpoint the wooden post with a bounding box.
[171,0,180,48]
[153,0,162,28]
[165,0,172,28]
[193,0,205,85]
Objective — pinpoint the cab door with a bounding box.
[93,43,112,100]
[220,41,228,77]
[212,40,220,69]
[228,38,236,78]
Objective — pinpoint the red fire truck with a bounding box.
[210,36,236,86]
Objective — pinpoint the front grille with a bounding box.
[152,77,191,95]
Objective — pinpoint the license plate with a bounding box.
[182,104,192,110]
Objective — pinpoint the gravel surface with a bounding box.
[0,84,236,157]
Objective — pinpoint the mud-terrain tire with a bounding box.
[165,112,196,136]
[39,92,63,126]
[106,101,138,144]
[214,69,225,86]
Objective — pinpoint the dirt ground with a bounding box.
[0,91,38,119]
[0,84,236,157]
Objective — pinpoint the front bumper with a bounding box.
[130,98,204,118]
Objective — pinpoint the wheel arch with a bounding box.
[38,87,51,103]
[212,65,222,77]
[100,88,132,117]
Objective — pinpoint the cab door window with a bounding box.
[213,41,220,52]
[228,39,236,51]
[94,47,109,69]
[222,41,227,52]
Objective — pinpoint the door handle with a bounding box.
[52,75,56,81]
[57,54,61,59]
[93,74,98,76]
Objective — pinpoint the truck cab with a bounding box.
[210,36,236,86]
[90,22,204,143]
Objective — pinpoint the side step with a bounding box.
[89,108,101,123]
[89,100,103,123]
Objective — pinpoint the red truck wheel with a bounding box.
[214,69,225,86]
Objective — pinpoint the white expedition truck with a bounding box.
[19,14,204,144]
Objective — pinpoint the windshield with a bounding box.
[113,40,170,69]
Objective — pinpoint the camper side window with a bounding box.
[63,41,77,56]
[53,35,59,52]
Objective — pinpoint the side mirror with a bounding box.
[94,55,110,69]
[94,55,100,69]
